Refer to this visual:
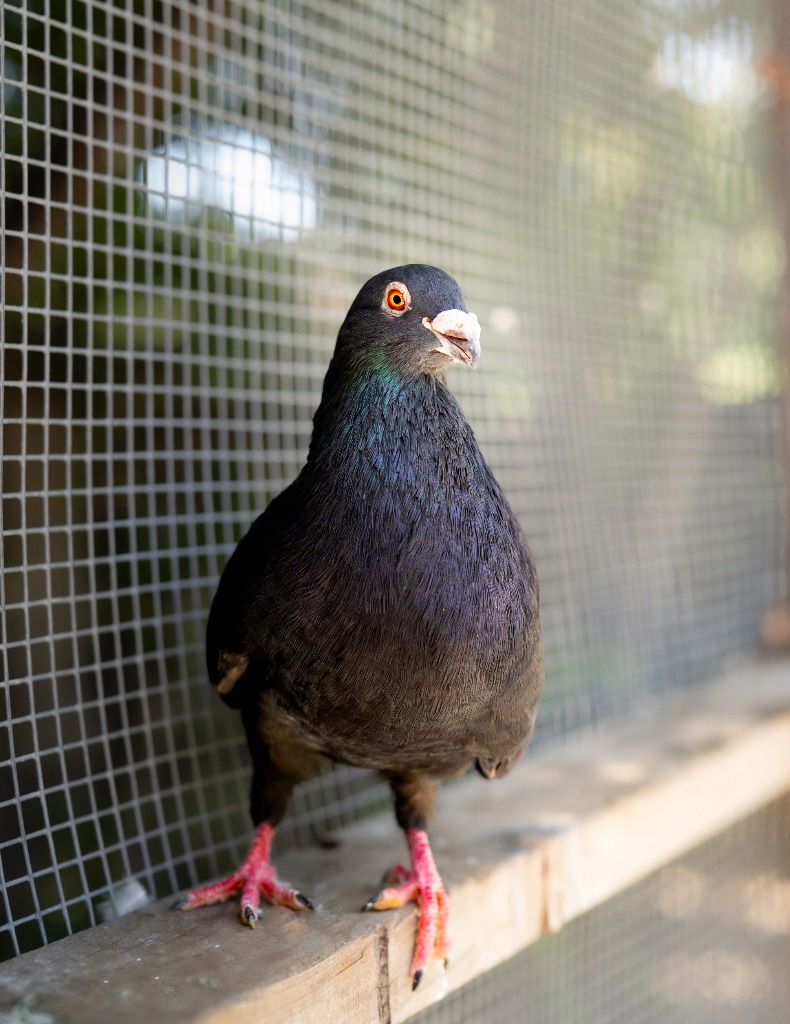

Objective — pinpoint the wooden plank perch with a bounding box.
[1,658,788,1024]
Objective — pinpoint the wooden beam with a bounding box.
[0,659,788,1024]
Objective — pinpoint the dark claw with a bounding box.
[296,892,315,910]
[361,898,375,912]
[412,970,423,992]
[242,905,258,927]
[443,958,450,970]
[309,825,341,850]
[171,897,188,911]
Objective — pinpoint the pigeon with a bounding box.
[176,265,543,989]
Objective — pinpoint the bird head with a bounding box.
[336,264,481,378]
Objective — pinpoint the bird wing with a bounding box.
[205,479,301,707]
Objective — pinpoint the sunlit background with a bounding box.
[2,0,788,1018]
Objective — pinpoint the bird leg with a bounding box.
[362,828,449,989]
[174,821,314,925]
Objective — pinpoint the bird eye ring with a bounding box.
[382,282,411,316]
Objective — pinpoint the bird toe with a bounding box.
[380,863,411,886]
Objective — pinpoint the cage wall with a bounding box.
[409,795,790,1024]
[1,0,783,959]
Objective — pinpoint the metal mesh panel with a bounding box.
[1,0,782,959]
[409,795,790,1024]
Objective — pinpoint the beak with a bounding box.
[422,309,481,367]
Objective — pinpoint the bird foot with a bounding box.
[362,829,449,989]
[174,822,314,925]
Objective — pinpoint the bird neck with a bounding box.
[305,357,457,475]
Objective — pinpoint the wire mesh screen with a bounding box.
[1,0,783,960]
[409,795,790,1024]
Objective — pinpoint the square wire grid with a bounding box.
[409,795,790,1024]
[1,0,783,959]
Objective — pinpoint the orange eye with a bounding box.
[381,281,411,315]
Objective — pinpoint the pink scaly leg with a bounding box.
[174,822,314,926]
[362,828,449,990]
